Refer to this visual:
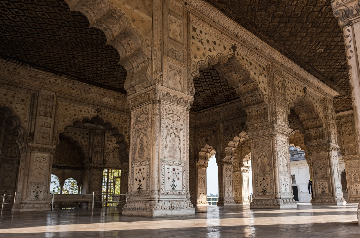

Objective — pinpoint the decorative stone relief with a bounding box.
[161,103,186,161]
[29,183,47,201]
[131,105,151,163]
[163,164,184,194]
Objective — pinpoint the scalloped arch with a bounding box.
[191,54,267,108]
[64,0,149,94]
[224,131,250,162]
[0,106,27,149]
[290,95,324,130]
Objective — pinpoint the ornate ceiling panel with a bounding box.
[0,0,352,113]
[0,0,126,93]
[204,0,351,113]
[191,68,239,112]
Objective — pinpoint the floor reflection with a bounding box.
[206,206,220,238]
[0,204,358,237]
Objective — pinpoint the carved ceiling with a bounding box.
[0,0,127,93]
[204,0,351,113]
[0,0,352,113]
[192,68,239,112]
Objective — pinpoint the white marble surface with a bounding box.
[0,204,359,237]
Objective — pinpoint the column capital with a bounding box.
[332,0,360,27]
[27,143,56,154]
[247,123,292,139]
[127,85,194,110]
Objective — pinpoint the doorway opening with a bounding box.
[207,154,218,205]
[102,169,121,207]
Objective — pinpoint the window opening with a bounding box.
[50,174,61,194]
[62,178,79,194]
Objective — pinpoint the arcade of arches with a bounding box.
[0,0,360,228]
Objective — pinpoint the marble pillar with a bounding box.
[122,86,194,216]
[248,124,296,209]
[332,2,360,222]
[14,90,56,211]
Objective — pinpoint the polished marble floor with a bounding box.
[0,203,359,237]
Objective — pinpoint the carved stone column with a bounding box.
[81,169,91,194]
[306,98,345,205]
[233,160,242,204]
[89,168,103,206]
[332,0,360,206]
[122,86,194,216]
[119,162,129,208]
[248,123,296,209]
[218,157,236,206]
[14,90,56,211]
[306,141,345,205]
[196,151,208,206]
[241,165,251,204]
[234,164,250,205]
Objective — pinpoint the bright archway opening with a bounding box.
[102,169,121,207]
[206,154,218,205]
[289,145,311,203]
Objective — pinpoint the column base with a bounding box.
[217,199,236,206]
[311,197,346,205]
[12,201,50,211]
[234,199,250,205]
[196,203,208,206]
[196,197,208,206]
[347,197,360,203]
[122,199,195,217]
[250,198,297,209]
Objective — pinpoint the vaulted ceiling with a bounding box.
[0,0,127,93]
[0,0,351,113]
[203,0,351,113]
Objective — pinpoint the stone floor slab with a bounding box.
[0,203,359,237]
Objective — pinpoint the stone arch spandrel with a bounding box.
[285,73,326,126]
[64,0,150,94]
[54,100,130,147]
[54,134,85,167]
[54,100,98,140]
[0,87,33,133]
[225,131,251,165]
[189,13,269,101]
[213,55,268,105]
[290,96,325,143]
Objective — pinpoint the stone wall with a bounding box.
[0,58,130,211]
